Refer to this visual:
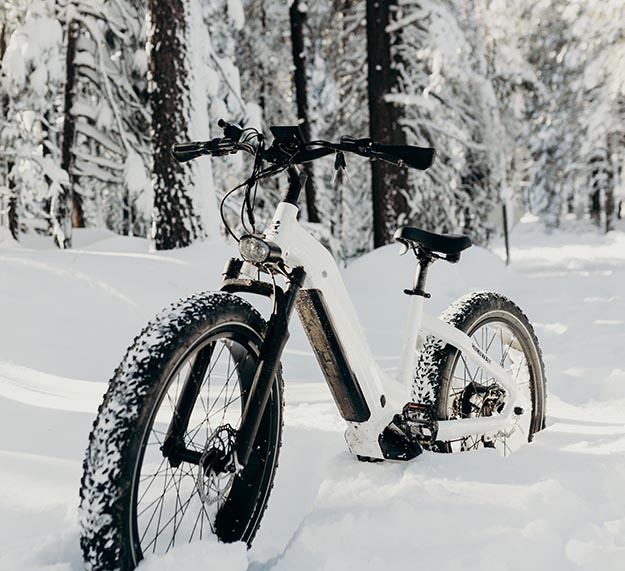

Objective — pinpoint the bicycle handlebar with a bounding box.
[172,138,254,163]
[171,141,213,163]
[172,121,436,171]
[307,137,436,171]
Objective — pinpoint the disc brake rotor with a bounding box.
[196,424,238,509]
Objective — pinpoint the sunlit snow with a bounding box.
[1,218,625,570]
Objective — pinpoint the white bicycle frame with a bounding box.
[262,201,521,459]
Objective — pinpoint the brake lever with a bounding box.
[334,151,347,171]
[368,150,403,167]
[332,151,348,185]
[218,119,243,143]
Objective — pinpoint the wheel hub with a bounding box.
[456,381,506,418]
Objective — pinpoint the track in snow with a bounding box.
[1,221,625,571]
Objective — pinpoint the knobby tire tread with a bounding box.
[413,291,546,446]
[79,292,284,571]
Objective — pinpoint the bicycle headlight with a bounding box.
[239,235,281,264]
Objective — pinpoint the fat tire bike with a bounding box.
[79,120,546,570]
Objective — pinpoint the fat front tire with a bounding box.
[413,292,546,455]
[79,292,283,571]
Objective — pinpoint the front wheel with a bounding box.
[413,292,546,455]
[79,292,283,571]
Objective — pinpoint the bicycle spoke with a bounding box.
[484,327,498,354]
[139,463,172,545]
[138,468,178,520]
[134,332,255,557]
[448,317,537,456]
[185,356,244,443]
[137,457,168,501]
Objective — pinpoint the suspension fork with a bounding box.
[161,344,214,466]
[234,266,306,468]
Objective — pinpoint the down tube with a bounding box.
[266,203,408,457]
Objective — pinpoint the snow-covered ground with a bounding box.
[1,217,625,571]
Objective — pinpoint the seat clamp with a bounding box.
[403,288,431,299]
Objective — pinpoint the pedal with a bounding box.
[378,415,423,461]
[375,404,439,461]
[402,403,438,448]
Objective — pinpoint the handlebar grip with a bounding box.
[370,143,436,170]
[172,138,235,163]
[339,137,436,170]
[172,141,208,163]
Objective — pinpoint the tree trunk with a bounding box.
[61,15,84,230]
[148,0,203,250]
[289,0,320,223]
[1,23,18,240]
[605,171,615,233]
[605,138,616,233]
[589,156,603,227]
[589,187,601,226]
[258,3,268,113]
[502,203,510,266]
[0,22,5,62]
[366,0,408,248]
[58,14,82,247]
[7,186,18,239]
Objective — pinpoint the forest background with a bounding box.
[1,0,623,259]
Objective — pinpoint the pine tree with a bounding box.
[389,0,501,244]
[366,0,408,247]
[0,0,153,245]
[235,0,296,231]
[312,0,372,259]
[237,0,293,128]
[65,0,151,237]
[517,0,578,228]
[0,0,67,244]
[289,0,319,223]
[519,0,625,231]
[475,0,541,228]
[570,0,625,232]
[147,0,203,250]
[0,14,18,239]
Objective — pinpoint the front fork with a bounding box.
[161,260,305,472]
[222,262,306,468]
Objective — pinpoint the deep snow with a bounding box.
[1,217,625,570]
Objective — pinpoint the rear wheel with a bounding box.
[80,292,283,571]
[413,292,546,455]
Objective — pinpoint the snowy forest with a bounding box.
[1,0,624,257]
[4,3,625,570]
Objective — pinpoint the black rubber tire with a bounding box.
[413,292,546,453]
[79,292,283,571]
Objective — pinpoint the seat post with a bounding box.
[404,249,435,299]
[398,248,433,392]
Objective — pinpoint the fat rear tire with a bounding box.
[413,292,546,453]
